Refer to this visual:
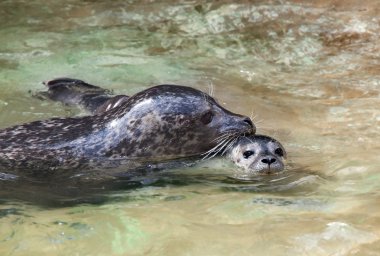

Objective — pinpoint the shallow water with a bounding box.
[1,0,380,255]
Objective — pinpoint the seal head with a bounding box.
[98,84,255,160]
[227,135,286,175]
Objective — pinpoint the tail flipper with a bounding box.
[39,78,128,114]
[93,95,130,115]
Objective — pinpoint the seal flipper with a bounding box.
[93,94,130,115]
[39,78,121,114]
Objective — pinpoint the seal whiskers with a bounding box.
[207,81,214,97]
[201,132,240,160]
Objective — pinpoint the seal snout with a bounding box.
[243,117,254,128]
[256,155,284,174]
[241,117,256,135]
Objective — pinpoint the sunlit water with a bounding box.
[1,0,380,255]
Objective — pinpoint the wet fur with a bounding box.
[0,80,254,174]
[226,135,286,175]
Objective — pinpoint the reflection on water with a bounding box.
[1,0,380,255]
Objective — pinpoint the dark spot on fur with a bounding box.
[134,119,142,126]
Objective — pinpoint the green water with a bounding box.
[1,0,380,255]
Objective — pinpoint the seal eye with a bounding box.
[243,150,254,159]
[200,111,214,125]
[275,148,284,157]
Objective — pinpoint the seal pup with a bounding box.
[0,81,255,173]
[226,135,286,175]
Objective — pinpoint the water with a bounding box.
[1,0,380,255]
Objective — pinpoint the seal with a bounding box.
[226,135,286,175]
[39,79,286,175]
[0,79,255,174]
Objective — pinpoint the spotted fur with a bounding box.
[0,83,255,174]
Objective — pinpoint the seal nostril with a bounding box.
[261,158,276,165]
[243,118,253,128]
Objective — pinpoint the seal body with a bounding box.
[0,82,255,173]
[226,135,286,175]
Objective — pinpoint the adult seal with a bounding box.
[0,78,255,174]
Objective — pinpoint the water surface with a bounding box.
[1,0,380,255]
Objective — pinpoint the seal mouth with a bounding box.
[222,116,256,137]
[256,167,284,175]
[242,117,256,135]
[200,123,255,161]
[261,170,275,175]
[242,126,256,137]
[225,121,256,137]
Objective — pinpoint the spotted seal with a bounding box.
[40,79,286,175]
[0,79,255,174]
[226,135,286,175]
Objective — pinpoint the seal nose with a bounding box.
[240,117,255,134]
[261,158,276,165]
[243,117,253,128]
